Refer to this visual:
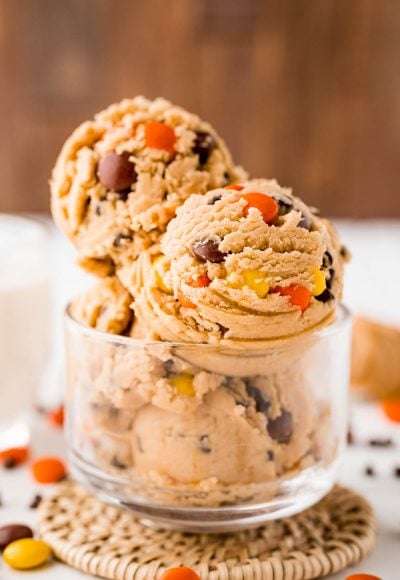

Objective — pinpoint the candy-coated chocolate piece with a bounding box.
[171,374,195,397]
[144,121,176,153]
[0,447,29,467]
[31,456,67,484]
[188,275,211,288]
[242,269,270,298]
[161,566,200,580]
[242,192,279,224]
[312,268,326,296]
[224,183,244,191]
[381,399,400,423]
[3,538,51,570]
[191,239,226,263]
[0,525,33,552]
[97,152,137,193]
[153,255,173,294]
[275,284,311,311]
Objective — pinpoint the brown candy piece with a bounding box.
[97,152,137,193]
[267,410,293,444]
[192,131,216,165]
[0,524,33,552]
[191,239,226,263]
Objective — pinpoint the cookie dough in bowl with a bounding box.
[51,96,246,275]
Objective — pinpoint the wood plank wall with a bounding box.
[0,0,399,216]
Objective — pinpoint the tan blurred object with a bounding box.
[351,317,400,399]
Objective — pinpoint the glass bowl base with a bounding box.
[69,451,338,533]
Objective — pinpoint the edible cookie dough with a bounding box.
[72,331,332,505]
[119,178,345,343]
[51,96,246,275]
[71,277,134,335]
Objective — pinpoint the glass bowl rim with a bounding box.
[64,302,351,350]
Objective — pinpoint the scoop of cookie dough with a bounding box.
[119,178,345,343]
[71,276,134,335]
[51,96,246,275]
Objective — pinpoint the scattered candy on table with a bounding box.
[2,538,51,570]
[380,399,400,423]
[160,566,200,580]
[31,456,68,484]
[47,405,64,428]
[345,574,382,580]
[0,446,30,469]
[0,524,33,552]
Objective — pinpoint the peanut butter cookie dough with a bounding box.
[119,179,345,343]
[51,96,245,275]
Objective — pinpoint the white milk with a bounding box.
[0,215,50,425]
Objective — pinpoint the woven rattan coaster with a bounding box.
[38,480,376,580]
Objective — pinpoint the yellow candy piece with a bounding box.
[242,269,270,298]
[171,373,195,397]
[312,268,326,296]
[3,538,51,570]
[153,255,173,294]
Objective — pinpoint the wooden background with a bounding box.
[1,0,399,217]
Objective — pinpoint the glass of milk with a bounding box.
[0,215,51,441]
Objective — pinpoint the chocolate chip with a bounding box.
[326,268,335,290]
[113,232,132,247]
[163,359,175,377]
[29,494,43,509]
[322,251,333,268]
[3,458,17,469]
[223,171,231,186]
[315,288,334,303]
[111,456,127,469]
[191,239,226,263]
[298,211,312,230]
[368,438,394,448]
[192,131,216,165]
[267,450,274,461]
[277,198,293,216]
[97,152,137,193]
[245,382,270,413]
[0,524,33,551]
[199,435,212,454]
[95,204,102,216]
[208,194,222,205]
[393,467,400,478]
[267,410,293,444]
[365,466,375,477]
[340,245,350,259]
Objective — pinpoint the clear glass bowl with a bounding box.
[65,304,351,532]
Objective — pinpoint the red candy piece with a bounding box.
[160,567,200,580]
[188,275,211,288]
[242,192,278,224]
[47,406,64,428]
[32,457,67,484]
[144,121,176,153]
[0,447,29,467]
[275,284,311,312]
[224,184,244,191]
[381,399,400,423]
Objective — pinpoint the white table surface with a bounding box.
[1,220,400,579]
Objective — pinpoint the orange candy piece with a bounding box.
[144,121,176,153]
[160,566,200,580]
[0,447,29,467]
[275,284,311,312]
[47,405,64,428]
[380,399,400,423]
[345,574,382,580]
[32,456,67,484]
[178,290,196,309]
[224,184,244,191]
[188,275,211,288]
[242,192,279,224]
